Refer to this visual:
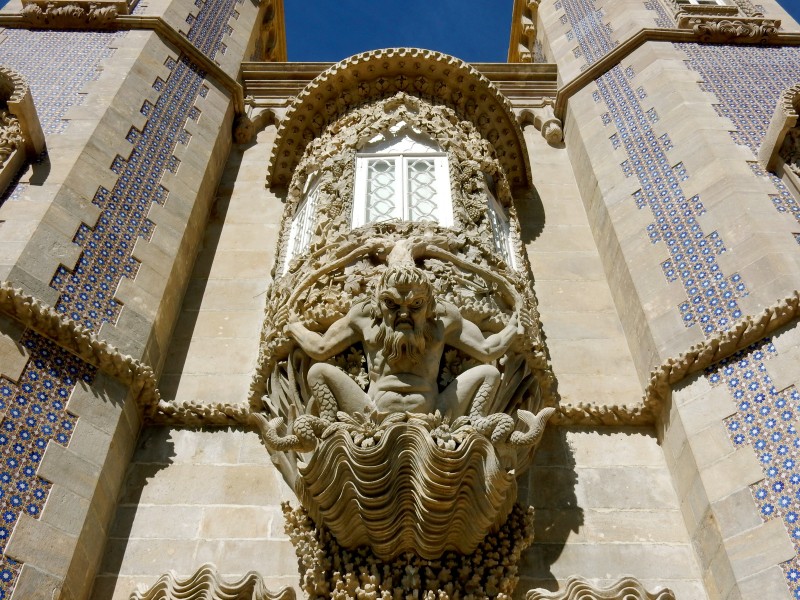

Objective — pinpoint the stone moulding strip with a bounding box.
[0,281,159,405]
[554,290,800,427]
[0,13,245,114]
[554,29,800,120]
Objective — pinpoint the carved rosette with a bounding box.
[253,54,554,593]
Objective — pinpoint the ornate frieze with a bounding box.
[20,2,120,28]
[678,15,781,43]
[0,110,22,169]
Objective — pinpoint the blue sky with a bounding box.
[285,0,800,63]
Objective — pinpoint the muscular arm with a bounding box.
[286,306,364,361]
[444,304,520,362]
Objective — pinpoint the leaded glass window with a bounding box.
[283,179,319,272]
[353,129,453,228]
[487,190,515,268]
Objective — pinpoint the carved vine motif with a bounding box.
[283,502,534,600]
[526,576,675,600]
[0,110,22,169]
[21,2,118,27]
[130,564,296,600]
[688,17,781,43]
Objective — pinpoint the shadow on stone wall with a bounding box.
[516,186,546,246]
[516,426,582,595]
[92,426,177,597]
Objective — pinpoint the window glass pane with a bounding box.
[487,195,513,266]
[405,158,438,221]
[366,158,399,222]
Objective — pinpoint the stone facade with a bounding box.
[0,0,797,598]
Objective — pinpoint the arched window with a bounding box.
[352,125,453,228]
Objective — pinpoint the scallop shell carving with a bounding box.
[296,421,517,560]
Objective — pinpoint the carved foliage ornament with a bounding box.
[20,2,118,27]
[252,93,553,563]
[0,110,22,169]
[267,48,531,189]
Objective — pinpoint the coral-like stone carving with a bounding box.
[130,564,295,600]
[283,502,534,599]
[0,110,22,169]
[526,576,675,600]
[21,2,119,27]
[251,89,553,565]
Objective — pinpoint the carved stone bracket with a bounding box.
[677,15,780,43]
[759,83,800,174]
[130,564,295,600]
[519,98,563,144]
[526,576,675,600]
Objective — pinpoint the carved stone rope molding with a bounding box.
[553,290,800,427]
[0,281,159,404]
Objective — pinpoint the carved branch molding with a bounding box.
[679,16,781,43]
[554,290,800,427]
[130,564,295,600]
[526,576,675,600]
[0,281,159,406]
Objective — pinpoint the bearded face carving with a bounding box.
[251,94,554,563]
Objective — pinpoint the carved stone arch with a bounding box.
[274,93,529,280]
[266,48,532,189]
[0,65,45,195]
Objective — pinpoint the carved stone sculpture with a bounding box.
[21,2,119,27]
[130,564,295,600]
[0,110,22,169]
[251,61,554,592]
[526,576,676,600]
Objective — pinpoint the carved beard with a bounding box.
[375,320,433,366]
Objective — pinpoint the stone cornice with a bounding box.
[554,29,800,120]
[266,48,533,189]
[0,282,159,408]
[0,13,246,114]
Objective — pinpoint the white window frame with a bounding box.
[487,193,516,269]
[352,132,454,229]
[282,178,319,273]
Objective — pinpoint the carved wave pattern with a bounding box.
[297,422,516,560]
[131,563,295,600]
[526,576,675,600]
